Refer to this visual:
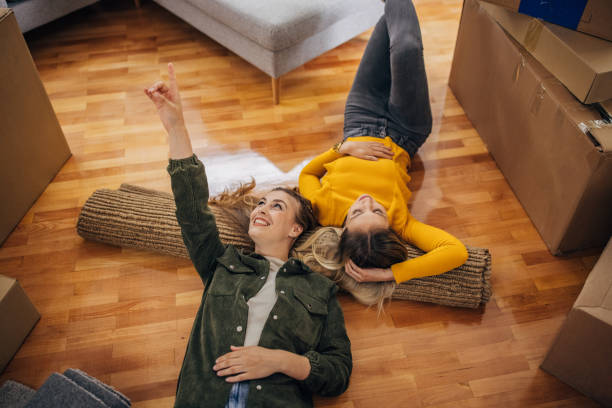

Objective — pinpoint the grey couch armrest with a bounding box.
[0,1,8,9]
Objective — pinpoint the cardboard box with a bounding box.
[480,0,612,43]
[449,0,612,254]
[541,238,612,406]
[600,99,612,118]
[0,8,71,245]
[0,274,40,373]
[479,1,612,104]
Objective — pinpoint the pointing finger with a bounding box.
[168,62,179,96]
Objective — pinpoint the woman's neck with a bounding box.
[254,243,290,262]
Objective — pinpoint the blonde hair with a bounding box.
[292,227,396,311]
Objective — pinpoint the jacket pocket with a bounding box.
[291,289,328,349]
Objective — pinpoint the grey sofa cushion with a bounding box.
[185,0,381,51]
[6,0,99,32]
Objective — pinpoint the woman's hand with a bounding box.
[338,140,394,161]
[144,63,193,159]
[214,345,310,383]
[144,62,185,135]
[344,259,395,282]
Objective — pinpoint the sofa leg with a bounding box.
[272,77,280,105]
[134,0,141,8]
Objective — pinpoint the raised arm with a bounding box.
[146,64,225,282]
[167,157,225,282]
[145,62,193,160]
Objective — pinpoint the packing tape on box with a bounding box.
[513,56,526,82]
[530,82,546,116]
[579,120,612,152]
[524,19,543,52]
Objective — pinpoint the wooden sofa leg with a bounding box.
[134,0,141,8]
[272,77,280,105]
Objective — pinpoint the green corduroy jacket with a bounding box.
[168,155,352,408]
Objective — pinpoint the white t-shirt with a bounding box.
[243,256,284,347]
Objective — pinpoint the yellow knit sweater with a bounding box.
[299,136,468,283]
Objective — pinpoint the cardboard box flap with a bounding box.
[546,23,612,73]
[586,307,612,325]
[0,9,11,21]
[575,238,612,309]
[0,275,14,300]
[0,273,40,372]
[480,1,612,103]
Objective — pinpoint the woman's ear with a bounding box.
[289,223,304,239]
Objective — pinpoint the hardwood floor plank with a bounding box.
[0,0,603,406]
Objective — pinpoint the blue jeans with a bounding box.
[225,382,249,408]
[343,0,432,158]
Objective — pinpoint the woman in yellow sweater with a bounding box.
[299,0,468,284]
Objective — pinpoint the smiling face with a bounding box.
[344,194,389,232]
[248,190,304,248]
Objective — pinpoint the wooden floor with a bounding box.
[0,0,603,406]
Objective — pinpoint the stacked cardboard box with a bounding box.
[541,237,612,406]
[449,1,612,404]
[449,0,612,255]
[480,0,612,42]
[478,1,612,104]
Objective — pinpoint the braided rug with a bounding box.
[77,184,492,308]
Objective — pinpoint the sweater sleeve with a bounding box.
[167,154,225,283]
[391,214,469,284]
[298,148,342,201]
[300,286,352,397]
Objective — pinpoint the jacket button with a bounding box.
[256,385,262,391]
[273,315,278,320]
[229,265,235,270]
[281,268,286,272]
[280,290,285,295]
[260,276,265,280]
[236,326,243,332]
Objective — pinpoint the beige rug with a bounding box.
[77,184,492,308]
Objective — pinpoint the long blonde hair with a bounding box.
[209,179,259,232]
[292,227,396,311]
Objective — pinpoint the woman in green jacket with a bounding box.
[145,64,352,408]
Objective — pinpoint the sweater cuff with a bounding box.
[390,263,404,284]
[301,350,323,392]
[167,154,200,174]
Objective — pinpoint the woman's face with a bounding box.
[248,190,303,244]
[344,194,389,232]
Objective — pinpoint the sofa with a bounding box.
[151,0,384,103]
[0,0,100,33]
